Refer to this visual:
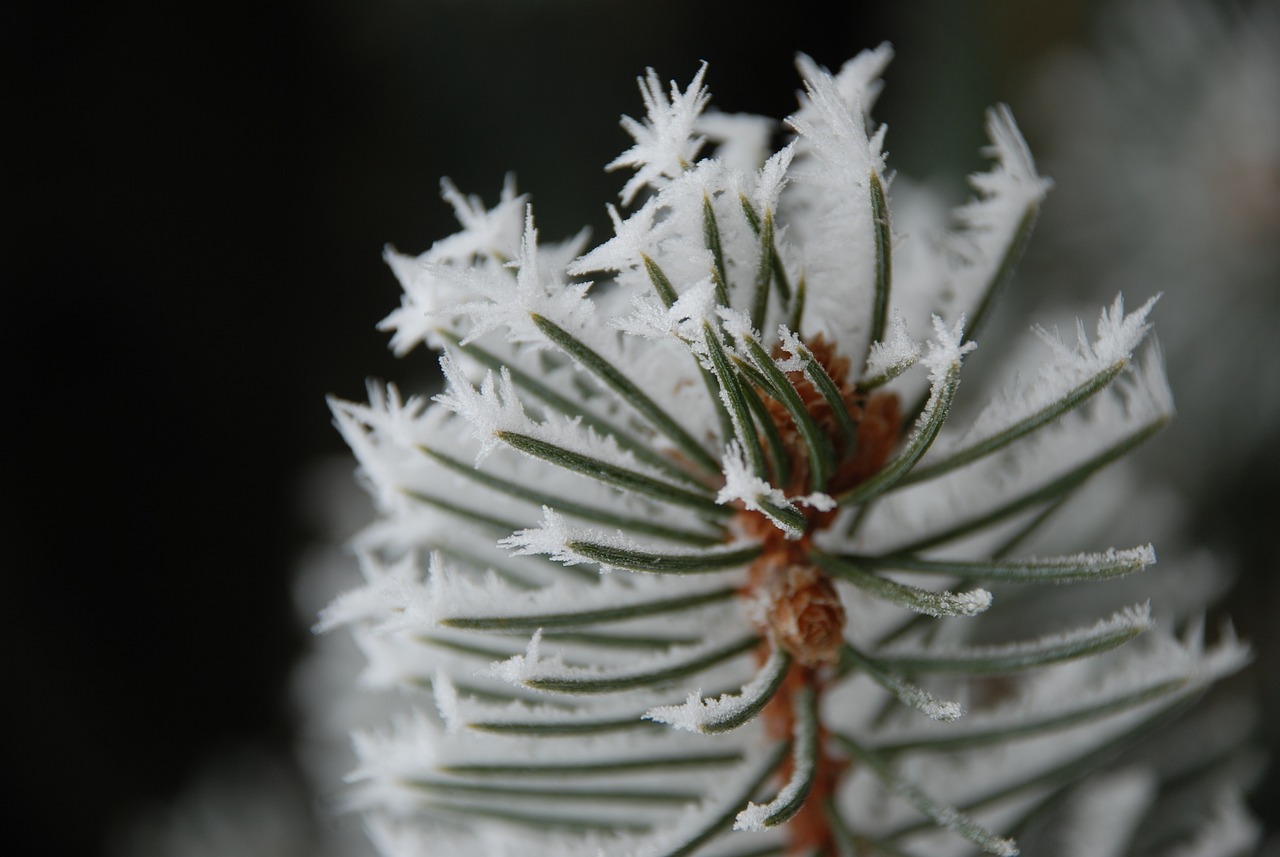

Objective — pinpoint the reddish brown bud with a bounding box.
[766,564,846,667]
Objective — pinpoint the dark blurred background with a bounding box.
[6,1,1274,855]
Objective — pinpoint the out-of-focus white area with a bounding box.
[1023,0,1280,494]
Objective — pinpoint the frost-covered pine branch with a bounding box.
[320,48,1256,857]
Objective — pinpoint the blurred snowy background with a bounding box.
[7,0,1276,854]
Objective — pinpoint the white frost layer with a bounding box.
[422,208,597,351]
[793,45,894,124]
[783,55,888,355]
[482,629,756,694]
[314,553,411,634]
[694,109,773,173]
[874,670,965,723]
[614,278,719,346]
[877,105,1051,406]
[435,672,679,736]
[1161,788,1263,857]
[608,63,711,205]
[833,626,1252,852]
[733,707,815,831]
[623,746,781,857]
[331,381,715,565]
[499,507,756,574]
[922,314,977,382]
[941,105,1053,322]
[426,550,737,628]
[643,645,787,733]
[414,202,725,450]
[352,700,744,780]
[879,603,1154,663]
[863,309,923,381]
[1058,768,1157,857]
[850,348,1173,556]
[927,294,1159,460]
[379,175,528,354]
[715,442,835,538]
[435,352,686,493]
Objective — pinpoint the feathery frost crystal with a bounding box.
[324,47,1252,856]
